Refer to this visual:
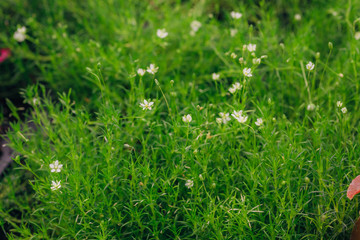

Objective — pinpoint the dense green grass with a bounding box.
[1,0,360,239]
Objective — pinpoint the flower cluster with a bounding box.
[49,160,63,191]
[137,64,159,76]
[337,101,347,113]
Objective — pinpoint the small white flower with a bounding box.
[341,107,347,114]
[243,68,252,77]
[355,32,360,40]
[255,118,263,126]
[336,101,343,107]
[13,26,26,42]
[146,64,159,74]
[32,98,40,105]
[338,73,344,78]
[137,68,146,76]
[252,58,261,65]
[233,82,241,89]
[230,28,238,37]
[185,179,194,189]
[216,112,231,124]
[182,114,192,123]
[231,110,248,123]
[230,52,237,59]
[212,73,220,80]
[49,160,63,173]
[247,44,256,52]
[239,57,244,64]
[228,82,242,94]
[140,99,154,110]
[294,14,302,21]
[190,20,202,32]
[156,29,168,39]
[230,11,242,19]
[307,103,316,111]
[51,180,61,191]
[228,86,237,94]
[306,61,315,71]
[124,144,134,150]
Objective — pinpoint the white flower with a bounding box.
[336,101,343,107]
[51,180,61,191]
[255,118,263,126]
[306,61,315,71]
[228,82,242,94]
[231,110,248,123]
[230,52,237,59]
[252,58,261,65]
[230,28,238,37]
[190,20,202,32]
[355,32,360,40]
[216,112,231,124]
[294,14,302,21]
[212,73,220,80]
[140,99,154,110]
[32,98,40,105]
[233,82,241,89]
[243,68,252,77]
[182,114,192,123]
[341,107,347,113]
[13,26,26,42]
[228,86,237,94]
[49,160,63,173]
[137,68,146,76]
[146,64,159,74]
[247,44,256,52]
[156,29,168,39]
[307,103,316,111]
[185,179,194,189]
[230,11,242,19]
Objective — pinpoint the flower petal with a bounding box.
[347,175,360,200]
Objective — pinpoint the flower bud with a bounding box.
[328,42,333,50]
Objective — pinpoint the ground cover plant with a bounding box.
[1,0,360,239]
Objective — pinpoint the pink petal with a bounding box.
[0,48,11,63]
[347,175,360,200]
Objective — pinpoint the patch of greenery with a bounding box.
[1,0,360,238]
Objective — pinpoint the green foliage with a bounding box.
[1,0,360,239]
